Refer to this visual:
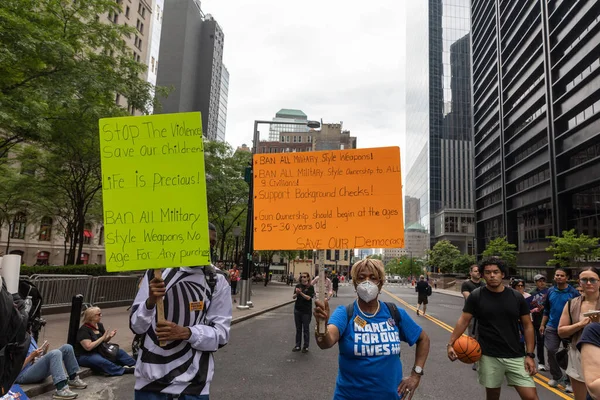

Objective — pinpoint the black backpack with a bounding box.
[0,284,31,395]
[18,278,44,341]
[426,284,433,296]
[131,266,220,359]
[345,301,402,328]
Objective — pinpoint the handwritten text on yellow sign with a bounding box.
[99,112,210,272]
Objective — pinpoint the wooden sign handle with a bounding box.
[154,269,166,346]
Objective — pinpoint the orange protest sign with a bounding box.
[253,147,403,250]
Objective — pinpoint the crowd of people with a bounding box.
[3,240,600,400]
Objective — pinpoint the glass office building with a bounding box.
[471,0,600,275]
[405,0,475,253]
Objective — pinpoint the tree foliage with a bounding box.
[546,229,600,268]
[427,240,461,273]
[482,237,517,268]
[0,0,160,159]
[453,253,476,274]
[204,141,252,260]
[0,0,162,263]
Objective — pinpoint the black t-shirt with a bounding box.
[416,280,429,295]
[332,277,339,287]
[463,287,530,358]
[74,322,105,356]
[461,279,485,296]
[294,284,315,313]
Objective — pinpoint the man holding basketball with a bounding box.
[447,259,539,400]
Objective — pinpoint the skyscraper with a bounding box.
[217,65,229,142]
[156,0,226,141]
[471,0,600,274]
[405,0,475,254]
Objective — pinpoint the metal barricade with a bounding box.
[30,274,94,310]
[89,275,141,307]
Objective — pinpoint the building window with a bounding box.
[98,226,104,245]
[115,93,120,104]
[10,212,27,239]
[80,252,90,265]
[83,223,93,245]
[39,217,53,241]
[125,6,130,18]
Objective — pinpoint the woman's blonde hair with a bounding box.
[82,306,101,324]
[351,258,385,287]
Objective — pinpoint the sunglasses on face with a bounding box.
[516,284,524,287]
[580,278,599,284]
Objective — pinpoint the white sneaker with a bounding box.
[538,364,548,371]
[548,379,559,388]
[53,387,78,399]
[565,384,573,393]
[67,377,87,389]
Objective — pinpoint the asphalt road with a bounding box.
[32,285,573,399]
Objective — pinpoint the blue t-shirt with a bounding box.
[543,285,580,328]
[577,323,600,400]
[18,337,39,378]
[329,301,422,400]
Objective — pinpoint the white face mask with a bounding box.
[356,280,379,302]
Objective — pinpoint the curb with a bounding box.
[231,300,295,325]
[22,367,94,398]
[433,289,463,298]
[24,300,295,398]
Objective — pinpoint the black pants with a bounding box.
[231,280,237,295]
[294,309,311,349]
[532,314,545,365]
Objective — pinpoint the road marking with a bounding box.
[382,289,574,400]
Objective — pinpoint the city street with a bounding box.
[32,285,573,399]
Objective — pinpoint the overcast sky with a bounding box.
[200,0,406,154]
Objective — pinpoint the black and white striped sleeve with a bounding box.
[130,270,155,335]
[188,275,232,351]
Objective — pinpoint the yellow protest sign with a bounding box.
[99,112,210,272]
[253,146,404,250]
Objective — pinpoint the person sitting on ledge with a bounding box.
[16,336,87,400]
[75,307,136,376]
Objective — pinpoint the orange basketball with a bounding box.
[453,336,482,364]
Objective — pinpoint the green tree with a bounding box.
[427,240,461,273]
[0,161,34,252]
[369,254,382,261]
[482,237,517,268]
[385,256,412,277]
[453,253,476,274]
[0,0,161,160]
[546,229,600,268]
[204,141,252,260]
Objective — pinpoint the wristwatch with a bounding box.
[526,353,535,359]
[412,366,424,376]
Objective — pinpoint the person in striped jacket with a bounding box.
[129,265,232,400]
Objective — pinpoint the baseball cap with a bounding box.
[534,274,546,282]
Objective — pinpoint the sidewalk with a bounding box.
[22,281,294,398]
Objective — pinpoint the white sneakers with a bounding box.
[53,387,78,399]
[67,377,87,389]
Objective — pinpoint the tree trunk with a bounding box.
[5,223,11,254]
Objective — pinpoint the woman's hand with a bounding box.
[397,375,421,400]
[108,329,117,340]
[102,329,111,342]
[313,299,330,324]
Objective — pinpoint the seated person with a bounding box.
[74,307,136,376]
[16,337,87,400]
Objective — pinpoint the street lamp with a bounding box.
[237,119,320,309]
[233,224,241,265]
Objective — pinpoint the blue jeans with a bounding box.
[16,344,80,387]
[134,391,209,399]
[77,349,135,376]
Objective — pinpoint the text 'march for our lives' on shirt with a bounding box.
[252,146,404,251]
[98,112,211,272]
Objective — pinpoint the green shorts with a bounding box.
[478,355,535,388]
